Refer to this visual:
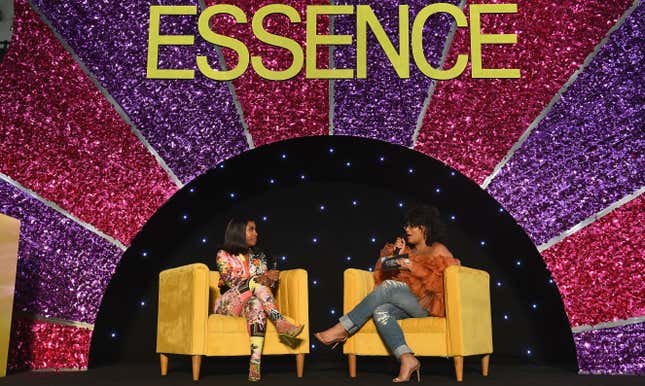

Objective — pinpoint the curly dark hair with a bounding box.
[404,204,447,244]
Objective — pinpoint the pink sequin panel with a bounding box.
[8,318,91,371]
[414,0,632,184]
[0,0,177,244]
[204,0,330,146]
[542,195,645,327]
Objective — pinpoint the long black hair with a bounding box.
[404,204,447,244]
[222,216,255,255]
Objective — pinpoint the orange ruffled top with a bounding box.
[373,243,460,317]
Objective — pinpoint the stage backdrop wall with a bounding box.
[0,0,643,375]
[89,136,577,369]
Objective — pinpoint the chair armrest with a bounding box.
[343,269,375,314]
[275,269,309,325]
[444,265,493,356]
[156,263,209,355]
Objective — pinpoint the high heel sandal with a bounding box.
[313,331,348,350]
[278,323,305,349]
[392,363,421,383]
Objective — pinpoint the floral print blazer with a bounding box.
[216,249,269,292]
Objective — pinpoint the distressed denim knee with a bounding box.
[373,304,395,326]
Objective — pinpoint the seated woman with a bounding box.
[213,216,305,382]
[314,205,460,382]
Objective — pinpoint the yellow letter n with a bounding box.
[356,5,410,79]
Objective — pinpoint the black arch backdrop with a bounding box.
[90,136,576,372]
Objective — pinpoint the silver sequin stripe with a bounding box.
[0,173,127,251]
[411,0,468,148]
[14,311,95,330]
[27,1,184,187]
[480,0,641,189]
[537,186,644,252]
[572,316,645,333]
[197,0,255,149]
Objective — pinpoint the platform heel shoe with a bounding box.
[275,319,305,349]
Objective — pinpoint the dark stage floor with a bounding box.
[1,358,642,386]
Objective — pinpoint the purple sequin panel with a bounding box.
[30,0,249,183]
[574,322,645,375]
[1,181,123,324]
[333,0,458,145]
[487,4,645,245]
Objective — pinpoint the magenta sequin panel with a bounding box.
[30,0,250,183]
[8,319,92,371]
[541,195,644,328]
[487,3,644,246]
[205,0,330,146]
[0,0,178,245]
[414,0,633,184]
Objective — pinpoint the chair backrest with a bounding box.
[208,271,221,313]
[444,265,493,356]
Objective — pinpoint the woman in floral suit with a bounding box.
[213,216,304,382]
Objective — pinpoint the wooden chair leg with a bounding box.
[296,353,305,378]
[160,354,168,376]
[192,355,202,381]
[348,354,357,378]
[482,354,490,376]
[453,356,463,382]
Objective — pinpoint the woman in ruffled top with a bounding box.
[314,205,460,383]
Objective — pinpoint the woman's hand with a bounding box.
[256,270,279,287]
[398,258,413,271]
[393,237,406,253]
[264,270,280,282]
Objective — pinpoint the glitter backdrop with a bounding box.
[414,0,633,184]
[333,0,457,145]
[0,180,123,324]
[0,0,178,245]
[574,322,645,375]
[30,0,250,183]
[8,318,92,371]
[541,195,645,328]
[486,3,644,246]
[205,0,329,146]
[0,0,642,376]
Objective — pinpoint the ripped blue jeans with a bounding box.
[339,280,429,360]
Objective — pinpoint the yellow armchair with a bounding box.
[156,263,309,380]
[342,266,492,381]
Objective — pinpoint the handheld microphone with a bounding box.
[393,233,407,255]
